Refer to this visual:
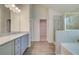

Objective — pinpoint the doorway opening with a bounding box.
[40,19,47,42]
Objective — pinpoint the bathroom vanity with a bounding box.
[0,32,29,55]
[56,30,79,55]
[61,43,79,55]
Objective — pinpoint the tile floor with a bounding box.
[23,41,55,55]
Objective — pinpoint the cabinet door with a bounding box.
[0,41,14,55]
[20,34,28,55]
[14,37,21,55]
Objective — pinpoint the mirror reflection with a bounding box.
[65,14,79,30]
[0,4,21,34]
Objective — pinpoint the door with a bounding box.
[40,19,47,41]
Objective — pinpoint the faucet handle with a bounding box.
[77,40,79,42]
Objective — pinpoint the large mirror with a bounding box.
[65,14,79,30]
[0,4,21,34]
[0,5,11,33]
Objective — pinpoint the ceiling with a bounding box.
[15,4,79,13]
[16,4,22,9]
[41,4,79,13]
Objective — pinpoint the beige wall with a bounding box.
[0,5,10,33]
[20,5,30,32]
[11,11,20,32]
[11,4,30,32]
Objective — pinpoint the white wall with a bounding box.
[31,5,64,43]
[48,9,54,43]
[31,5,48,41]
[48,9,64,43]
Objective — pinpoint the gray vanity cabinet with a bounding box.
[0,41,14,55]
[0,34,29,55]
[14,34,29,55]
[20,34,29,55]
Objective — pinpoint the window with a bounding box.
[65,13,79,30]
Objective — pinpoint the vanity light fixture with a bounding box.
[4,4,10,8]
[5,4,21,13]
[15,7,21,13]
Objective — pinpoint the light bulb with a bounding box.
[18,9,21,12]
[15,7,18,10]
[12,4,15,7]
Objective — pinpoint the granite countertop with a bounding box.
[0,32,29,46]
[61,43,79,55]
